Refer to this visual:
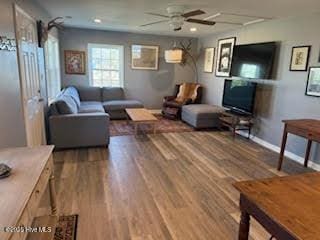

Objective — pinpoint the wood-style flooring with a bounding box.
[52,131,311,240]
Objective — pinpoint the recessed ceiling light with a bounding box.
[94,18,102,23]
[190,27,197,32]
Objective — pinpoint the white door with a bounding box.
[14,4,45,146]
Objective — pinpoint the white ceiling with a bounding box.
[34,0,320,37]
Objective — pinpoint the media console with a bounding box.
[219,111,254,139]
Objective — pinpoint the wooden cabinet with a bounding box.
[0,146,57,240]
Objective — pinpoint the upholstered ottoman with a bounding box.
[181,104,225,129]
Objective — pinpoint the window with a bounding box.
[88,44,124,87]
[44,34,61,103]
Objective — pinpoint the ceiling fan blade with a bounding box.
[215,21,243,25]
[182,9,205,18]
[145,12,170,18]
[186,18,216,25]
[140,20,168,27]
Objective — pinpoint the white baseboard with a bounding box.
[237,131,320,171]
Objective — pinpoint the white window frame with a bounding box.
[88,43,124,87]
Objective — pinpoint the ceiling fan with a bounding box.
[140,5,215,31]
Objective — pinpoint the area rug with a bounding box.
[54,214,78,240]
[110,114,195,136]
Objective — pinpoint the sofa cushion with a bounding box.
[55,95,78,114]
[63,86,81,107]
[102,87,125,101]
[182,104,224,128]
[78,101,105,113]
[76,86,102,102]
[103,100,143,111]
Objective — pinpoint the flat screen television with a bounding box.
[231,42,277,79]
[222,79,257,115]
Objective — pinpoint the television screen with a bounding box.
[222,79,257,114]
[231,42,277,79]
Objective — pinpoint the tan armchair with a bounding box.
[162,83,202,120]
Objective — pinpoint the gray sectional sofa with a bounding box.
[49,86,143,149]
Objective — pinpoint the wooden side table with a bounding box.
[234,172,320,240]
[0,146,58,240]
[277,119,320,170]
[219,111,254,139]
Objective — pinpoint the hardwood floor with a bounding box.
[52,131,311,240]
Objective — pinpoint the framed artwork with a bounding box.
[64,50,86,75]
[216,37,236,77]
[131,44,159,70]
[305,67,320,97]
[203,47,215,73]
[289,46,311,71]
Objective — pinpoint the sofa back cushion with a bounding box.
[77,86,102,102]
[53,95,78,114]
[63,86,81,107]
[102,87,124,102]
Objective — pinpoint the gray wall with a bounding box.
[0,0,50,148]
[59,27,198,108]
[197,13,320,162]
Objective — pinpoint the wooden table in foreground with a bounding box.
[125,108,158,135]
[234,172,320,240]
[278,119,320,170]
[0,146,58,240]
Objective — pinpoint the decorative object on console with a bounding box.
[305,66,320,97]
[216,37,236,77]
[290,45,311,71]
[203,47,215,73]
[0,163,11,179]
[0,36,16,51]
[64,50,86,74]
[131,44,159,70]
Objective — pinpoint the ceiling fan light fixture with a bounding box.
[165,49,183,63]
[169,16,184,31]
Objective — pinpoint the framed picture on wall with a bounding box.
[131,44,159,70]
[289,46,311,71]
[203,47,215,73]
[215,37,236,77]
[64,50,86,75]
[305,67,320,97]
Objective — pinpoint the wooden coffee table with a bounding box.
[125,108,158,135]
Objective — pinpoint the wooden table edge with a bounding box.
[233,173,320,240]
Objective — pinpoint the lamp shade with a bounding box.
[165,49,183,63]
